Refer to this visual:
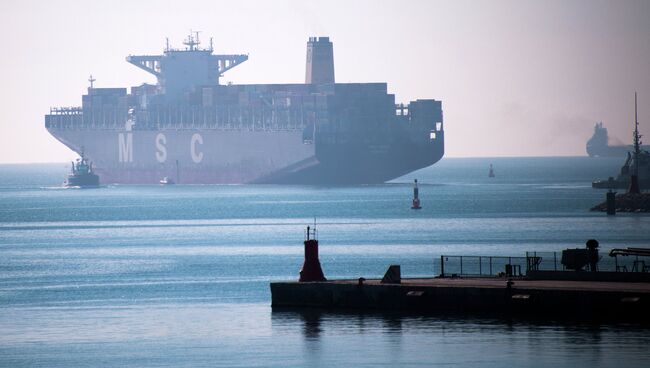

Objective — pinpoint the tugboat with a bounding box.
[64,149,100,188]
[593,93,649,190]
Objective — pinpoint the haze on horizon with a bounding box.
[0,0,648,164]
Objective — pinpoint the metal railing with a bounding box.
[439,255,528,277]
[528,251,650,273]
[45,105,326,131]
[525,251,560,271]
[439,251,650,277]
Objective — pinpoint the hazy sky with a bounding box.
[1,0,649,163]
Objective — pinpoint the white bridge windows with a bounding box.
[430,122,443,140]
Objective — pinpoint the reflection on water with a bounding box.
[6,304,635,367]
[271,308,650,367]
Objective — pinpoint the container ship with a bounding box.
[45,34,444,184]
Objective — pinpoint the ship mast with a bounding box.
[629,92,642,194]
[633,92,642,158]
[183,31,200,51]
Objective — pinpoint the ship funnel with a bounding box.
[305,37,335,84]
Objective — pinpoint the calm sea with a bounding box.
[1,157,649,367]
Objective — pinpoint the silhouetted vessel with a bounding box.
[45,34,444,184]
[488,164,495,178]
[593,94,648,190]
[586,122,648,157]
[64,150,99,187]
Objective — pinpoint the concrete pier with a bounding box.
[270,277,650,320]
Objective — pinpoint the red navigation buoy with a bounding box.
[411,179,421,209]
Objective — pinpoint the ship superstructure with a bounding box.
[45,34,444,184]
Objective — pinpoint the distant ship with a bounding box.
[64,150,100,187]
[586,122,648,157]
[593,95,649,190]
[45,34,444,184]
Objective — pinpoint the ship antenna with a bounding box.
[633,92,642,175]
[165,37,170,52]
[634,92,642,154]
[629,92,642,194]
[183,30,201,51]
[88,75,95,89]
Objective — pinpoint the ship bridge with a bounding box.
[126,32,248,100]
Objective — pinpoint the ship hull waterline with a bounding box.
[48,128,444,185]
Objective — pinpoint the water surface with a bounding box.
[1,157,649,367]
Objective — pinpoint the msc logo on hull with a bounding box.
[117,126,204,164]
[154,133,203,163]
[118,121,134,163]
